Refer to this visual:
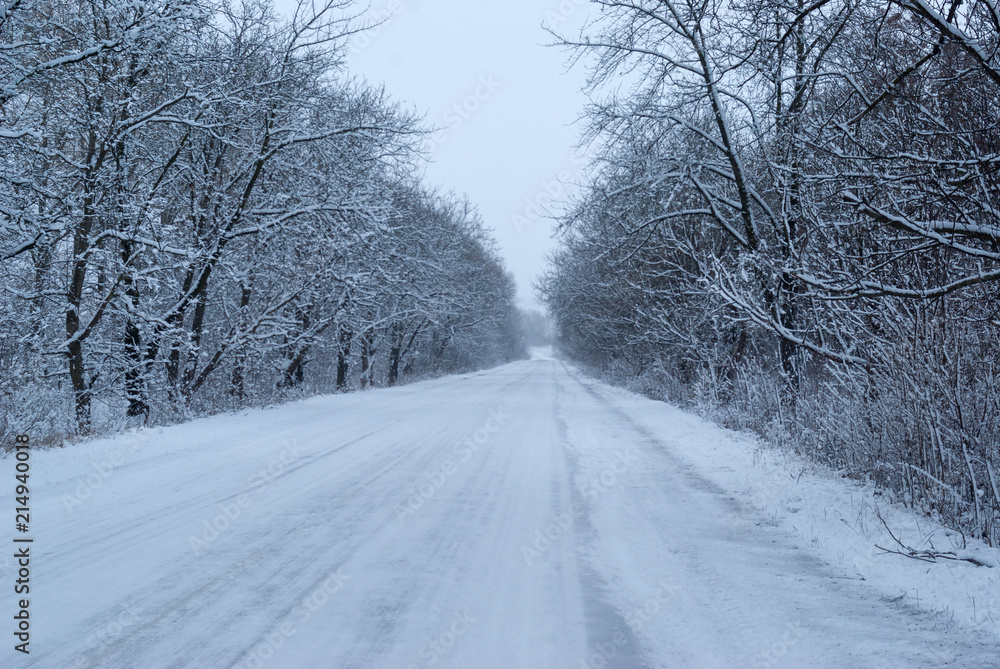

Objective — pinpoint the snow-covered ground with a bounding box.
[2,354,998,668]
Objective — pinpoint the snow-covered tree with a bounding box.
[544,0,1000,544]
[0,0,524,442]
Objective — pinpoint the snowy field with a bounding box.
[2,353,999,668]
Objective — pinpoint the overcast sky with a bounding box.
[282,0,595,309]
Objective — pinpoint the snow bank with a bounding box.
[578,371,1000,644]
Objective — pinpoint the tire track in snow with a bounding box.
[553,365,655,669]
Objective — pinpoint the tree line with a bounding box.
[1,0,524,442]
[541,0,1000,545]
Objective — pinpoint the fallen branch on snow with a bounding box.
[874,513,996,568]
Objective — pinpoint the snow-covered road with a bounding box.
[3,356,999,668]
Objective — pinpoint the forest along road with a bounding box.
[3,355,998,669]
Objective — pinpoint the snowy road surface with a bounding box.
[3,356,999,668]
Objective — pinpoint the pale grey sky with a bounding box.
[286,0,595,309]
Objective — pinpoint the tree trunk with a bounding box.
[336,327,352,390]
[359,328,374,389]
[67,133,97,435]
[387,343,401,386]
[281,347,310,389]
[230,284,253,400]
[181,290,209,393]
[123,300,148,418]
[119,237,149,418]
